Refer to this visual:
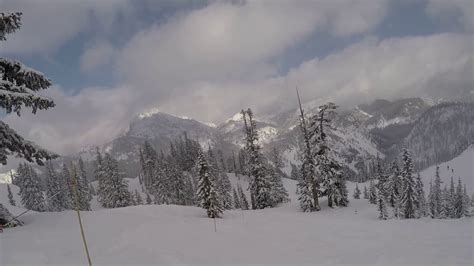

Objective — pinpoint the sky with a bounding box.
[0,0,473,156]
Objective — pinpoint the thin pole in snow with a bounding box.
[213,217,217,232]
[71,164,93,266]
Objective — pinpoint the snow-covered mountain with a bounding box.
[59,98,472,181]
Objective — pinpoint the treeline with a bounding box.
[12,159,92,212]
[355,149,471,220]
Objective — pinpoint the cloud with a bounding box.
[0,0,131,55]
[3,1,471,157]
[426,0,474,31]
[115,0,388,117]
[80,41,116,73]
[3,85,139,154]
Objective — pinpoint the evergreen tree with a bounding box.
[363,185,369,199]
[415,172,426,217]
[429,166,443,218]
[448,177,456,218]
[59,164,74,210]
[237,183,249,210]
[462,185,470,217]
[0,12,57,166]
[295,90,320,212]
[385,161,402,208]
[268,150,289,206]
[400,149,418,219]
[453,178,464,218]
[377,187,389,220]
[145,193,152,204]
[232,188,241,209]
[353,183,361,199]
[78,157,92,201]
[75,160,91,211]
[368,180,377,204]
[290,163,300,180]
[308,102,348,208]
[208,147,233,209]
[7,184,15,206]
[440,186,450,218]
[135,190,143,205]
[18,164,45,211]
[242,109,272,209]
[196,149,222,218]
[99,153,132,208]
[45,161,65,211]
[89,184,96,196]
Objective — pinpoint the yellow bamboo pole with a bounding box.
[71,164,93,266]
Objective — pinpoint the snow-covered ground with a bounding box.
[1,174,472,265]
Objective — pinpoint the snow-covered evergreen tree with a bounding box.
[295,90,320,212]
[17,164,45,212]
[208,147,233,209]
[400,149,418,219]
[232,188,241,209]
[368,180,377,204]
[241,109,272,210]
[353,184,361,199]
[0,12,57,166]
[78,157,92,201]
[462,185,470,217]
[377,187,389,220]
[7,184,15,206]
[145,193,152,204]
[429,166,443,218]
[415,172,426,217]
[45,161,65,211]
[134,190,143,205]
[237,183,249,210]
[363,185,369,199]
[268,165,289,206]
[385,161,402,208]
[196,149,222,218]
[99,153,132,208]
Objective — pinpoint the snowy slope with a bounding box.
[1,176,472,265]
[420,145,473,192]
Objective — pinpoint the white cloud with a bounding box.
[80,41,116,73]
[3,1,471,157]
[426,0,474,31]
[0,0,130,55]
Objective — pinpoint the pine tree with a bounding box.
[99,153,132,208]
[377,187,389,220]
[453,178,464,218]
[0,12,57,166]
[448,176,456,218]
[429,166,443,218]
[55,164,72,210]
[75,160,91,211]
[353,183,361,199]
[237,183,249,210]
[363,185,369,199]
[295,89,320,211]
[241,109,272,209]
[232,188,241,209]
[78,157,92,201]
[385,161,402,208]
[18,164,45,211]
[268,164,289,206]
[135,190,143,205]
[208,147,233,209]
[415,172,426,217]
[308,102,348,208]
[196,149,222,218]
[400,149,418,219]
[45,161,66,211]
[7,184,15,206]
[462,185,470,217]
[368,180,377,204]
[145,193,152,204]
